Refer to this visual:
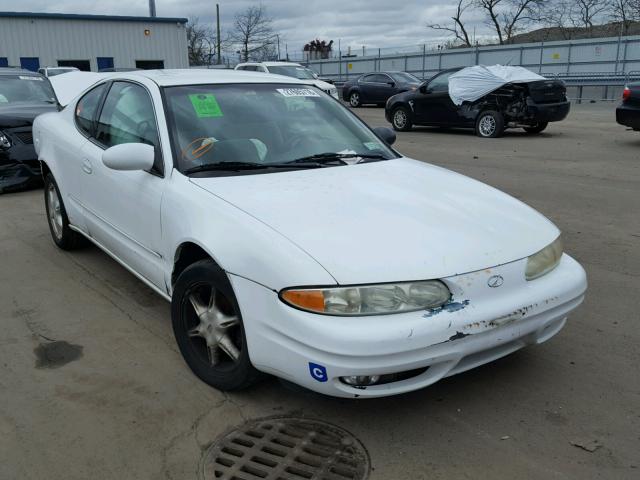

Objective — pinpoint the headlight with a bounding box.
[0,131,11,149]
[525,236,563,280]
[280,280,451,316]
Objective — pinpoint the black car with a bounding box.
[385,67,570,138]
[342,71,421,107]
[0,68,58,193]
[616,83,640,130]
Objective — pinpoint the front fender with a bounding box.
[162,173,337,294]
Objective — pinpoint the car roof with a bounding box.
[55,69,309,89]
[237,62,303,67]
[0,67,40,76]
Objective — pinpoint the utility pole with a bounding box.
[216,3,221,65]
[276,34,281,60]
[148,0,156,17]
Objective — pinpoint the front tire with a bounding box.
[523,122,548,134]
[349,91,361,107]
[44,173,86,250]
[391,106,413,131]
[171,259,260,391]
[475,110,505,138]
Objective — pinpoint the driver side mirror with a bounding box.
[387,81,396,87]
[373,126,396,146]
[102,143,155,171]
[419,84,429,94]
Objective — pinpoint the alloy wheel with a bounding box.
[394,110,407,129]
[184,284,242,367]
[46,183,63,241]
[350,92,360,107]
[479,115,496,137]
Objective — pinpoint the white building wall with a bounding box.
[0,15,188,70]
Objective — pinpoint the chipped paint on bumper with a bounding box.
[230,254,587,398]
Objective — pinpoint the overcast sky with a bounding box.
[0,0,493,53]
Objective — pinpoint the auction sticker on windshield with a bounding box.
[276,88,320,97]
[189,93,223,118]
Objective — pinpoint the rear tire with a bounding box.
[475,110,505,138]
[523,122,548,134]
[391,106,413,131]
[172,259,261,391]
[44,173,86,250]
[349,91,361,107]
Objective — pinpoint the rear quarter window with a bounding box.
[75,83,108,137]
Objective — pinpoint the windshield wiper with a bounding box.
[183,161,325,175]
[287,152,389,165]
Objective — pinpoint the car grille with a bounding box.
[14,131,34,144]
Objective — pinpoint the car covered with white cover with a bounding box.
[386,65,570,137]
[35,69,586,398]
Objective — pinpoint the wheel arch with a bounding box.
[172,241,223,288]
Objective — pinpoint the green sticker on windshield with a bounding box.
[188,93,223,118]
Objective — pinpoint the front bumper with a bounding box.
[230,254,587,398]
[616,104,640,130]
[526,100,570,123]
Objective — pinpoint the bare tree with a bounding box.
[609,0,640,34]
[186,17,216,66]
[428,0,474,47]
[570,0,609,30]
[539,0,574,39]
[475,0,545,44]
[230,4,276,62]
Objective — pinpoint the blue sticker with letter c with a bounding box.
[309,362,328,382]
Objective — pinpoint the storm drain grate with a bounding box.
[200,417,370,480]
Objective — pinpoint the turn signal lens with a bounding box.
[280,280,451,316]
[525,236,563,280]
[281,290,325,313]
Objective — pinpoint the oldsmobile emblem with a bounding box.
[487,275,504,288]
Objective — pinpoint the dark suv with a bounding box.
[385,67,570,137]
[0,68,58,193]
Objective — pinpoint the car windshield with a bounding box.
[0,74,56,105]
[390,72,420,83]
[268,66,316,80]
[164,83,397,174]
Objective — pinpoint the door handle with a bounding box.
[82,158,92,174]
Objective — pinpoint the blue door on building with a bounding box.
[0,58,8,68]
[97,57,114,71]
[20,57,40,71]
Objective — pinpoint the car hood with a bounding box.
[0,103,58,129]
[190,158,559,285]
[307,79,335,90]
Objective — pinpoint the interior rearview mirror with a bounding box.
[102,143,155,171]
[373,126,396,146]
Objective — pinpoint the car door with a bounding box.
[357,74,379,103]
[373,73,396,102]
[413,70,460,125]
[78,80,167,288]
[58,82,110,232]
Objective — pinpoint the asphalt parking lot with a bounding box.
[1,102,638,479]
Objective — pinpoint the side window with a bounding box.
[75,83,108,137]
[361,74,376,83]
[428,71,454,92]
[372,74,391,84]
[95,82,162,173]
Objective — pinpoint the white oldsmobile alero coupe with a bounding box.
[34,70,587,398]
